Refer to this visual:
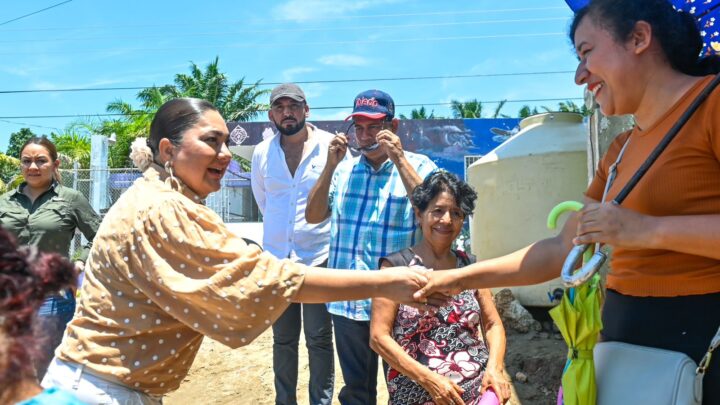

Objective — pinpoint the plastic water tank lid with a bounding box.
[519,112,583,130]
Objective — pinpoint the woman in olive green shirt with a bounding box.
[0,136,100,380]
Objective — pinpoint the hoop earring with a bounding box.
[164,161,182,191]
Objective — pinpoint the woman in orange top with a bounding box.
[414,0,720,403]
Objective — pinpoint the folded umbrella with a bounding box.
[547,201,603,405]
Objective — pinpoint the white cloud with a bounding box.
[317,54,369,67]
[0,56,67,78]
[280,66,317,82]
[273,0,405,22]
[440,93,472,105]
[301,83,328,99]
[29,74,166,91]
[21,63,189,93]
[29,79,123,91]
[470,49,573,74]
[1,67,33,77]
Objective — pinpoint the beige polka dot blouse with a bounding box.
[56,165,306,395]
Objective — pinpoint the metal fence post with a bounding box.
[72,160,88,252]
[90,135,110,214]
[72,160,79,190]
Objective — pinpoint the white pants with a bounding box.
[41,357,163,405]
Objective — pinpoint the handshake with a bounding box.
[385,267,466,309]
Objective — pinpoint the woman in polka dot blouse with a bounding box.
[40,98,438,404]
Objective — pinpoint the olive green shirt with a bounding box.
[0,182,100,262]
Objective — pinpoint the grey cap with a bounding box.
[270,83,306,104]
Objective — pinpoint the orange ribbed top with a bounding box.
[586,75,720,297]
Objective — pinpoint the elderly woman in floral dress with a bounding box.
[370,171,511,405]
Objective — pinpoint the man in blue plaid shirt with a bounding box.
[307,89,437,405]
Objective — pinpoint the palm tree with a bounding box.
[517,101,592,120]
[518,105,541,119]
[96,57,268,167]
[99,97,158,167]
[399,106,442,119]
[450,99,484,118]
[51,124,92,168]
[492,100,509,118]
[160,57,268,121]
[552,100,592,117]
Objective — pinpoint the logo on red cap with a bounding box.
[355,97,379,108]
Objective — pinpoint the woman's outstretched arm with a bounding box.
[294,265,445,308]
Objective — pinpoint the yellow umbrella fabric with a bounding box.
[550,275,603,405]
[547,201,603,405]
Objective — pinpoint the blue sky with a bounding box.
[0,0,583,153]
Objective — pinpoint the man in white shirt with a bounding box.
[251,83,344,405]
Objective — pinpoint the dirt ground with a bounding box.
[166,315,566,405]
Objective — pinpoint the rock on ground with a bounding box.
[494,288,542,333]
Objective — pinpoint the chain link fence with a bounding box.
[60,166,260,257]
[59,166,140,214]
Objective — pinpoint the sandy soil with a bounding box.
[166,320,566,405]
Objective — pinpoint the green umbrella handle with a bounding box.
[547,201,592,263]
[547,200,584,229]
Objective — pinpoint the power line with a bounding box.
[0,119,61,131]
[0,70,576,95]
[316,99,585,110]
[0,17,569,45]
[290,71,576,86]
[0,97,584,120]
[0,31,566,55]
[0,1,73,27]
[0,6,568,32]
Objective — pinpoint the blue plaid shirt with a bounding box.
[326,151,437,321]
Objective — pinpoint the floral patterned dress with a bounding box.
[384,249,490,405]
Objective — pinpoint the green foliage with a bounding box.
[96,56,268,168]
[169,57,269,122]
[6,128,37,158]
[492,100,510,118]
[450,99,507,119]
[518,105,541,119]
[547,100,592,117]
[51,123,92,168]
[0,153,21,188]
[231,153,251,172]
[98,103,154,168]
[399,106,444,120]
[450,99,483,119]
[519,101,592,119]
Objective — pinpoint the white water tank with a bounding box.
[468,112,588,307]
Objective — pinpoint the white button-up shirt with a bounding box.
[251,124,346,266]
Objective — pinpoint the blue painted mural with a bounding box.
[228,118,521,180]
